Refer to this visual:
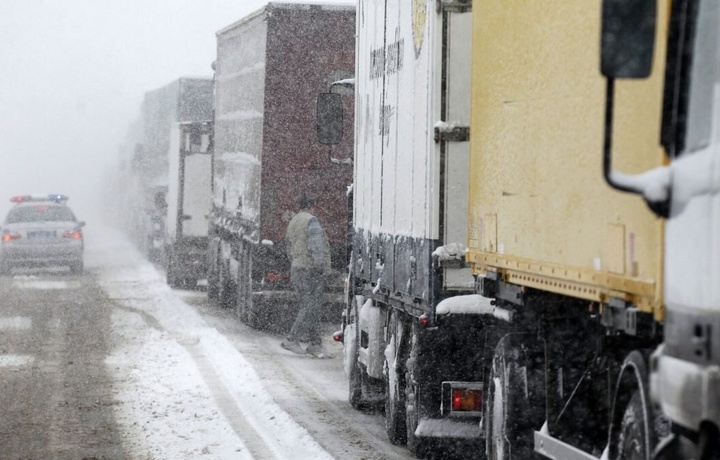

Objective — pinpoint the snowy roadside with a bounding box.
[87,230,334,459]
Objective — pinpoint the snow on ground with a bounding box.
[86,229,334,460]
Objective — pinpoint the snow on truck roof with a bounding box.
[217,1,355,36]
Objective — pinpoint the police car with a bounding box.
[0,195,85,274]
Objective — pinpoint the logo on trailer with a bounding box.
[412,0,426,59]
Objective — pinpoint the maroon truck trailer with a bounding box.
[208,2,355,331]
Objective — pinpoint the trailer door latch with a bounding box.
[436,0,472,13]
[434,125,470,143]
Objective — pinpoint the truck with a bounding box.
[462,1,720,459]
[165,120,213,288]
[208,3,355,331]
[319,0,488,456]
[133,78,214,266]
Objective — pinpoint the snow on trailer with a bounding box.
[209,2,355,332]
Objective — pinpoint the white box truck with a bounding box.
[319,0,487,456]
[165,120,213,288]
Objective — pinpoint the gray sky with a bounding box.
[0,0,351,222]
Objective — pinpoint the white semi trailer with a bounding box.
[321,0,488,456]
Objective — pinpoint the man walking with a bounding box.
[281,193,331,358]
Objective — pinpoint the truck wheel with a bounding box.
[485,337,540,460]
[384,312,407,445]
[615,391,649,460]
[166,254,181,288]
[610,350,667,460]
[218,262,236,309]
[207,252,220,300]
[405,382,434,458]
[345,298,366,410]
[349,360,367,410]
[699,424,720,460]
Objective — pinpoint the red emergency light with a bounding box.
[10,194,69,204]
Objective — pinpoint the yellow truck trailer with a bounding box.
[463,0,720,459]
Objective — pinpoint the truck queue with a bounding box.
[118,1,720,459]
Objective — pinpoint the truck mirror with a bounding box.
[600,0,656,79]
[317,92,344,145]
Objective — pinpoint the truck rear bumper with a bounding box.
[415,417,482,440]
[650,345,720,430]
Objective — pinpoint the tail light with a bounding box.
[332,330,344,343]
[2,232,21,242]
[263,272,290,283]
[63,230,83,239]
[452,388,483,412]
[442,382,483,416]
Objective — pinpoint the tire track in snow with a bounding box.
[179,337,278,459]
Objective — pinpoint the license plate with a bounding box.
[28,231,55,239]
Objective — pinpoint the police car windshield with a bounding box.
[6,205,76,224]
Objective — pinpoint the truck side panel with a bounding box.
[354,0,473,301]
[467,0,669,314]
[354,0,440,303]
[167,125,182,241]
[260,5,355,249]
[214,13,267,228]
[356,0,436,240]
[182,153,212,237]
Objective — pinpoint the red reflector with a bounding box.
[332,331,344,342]
[264,272,289,282]
[419,315,430,327]
[451,388,483,412]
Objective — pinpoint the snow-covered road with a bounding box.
[87,229,412,459]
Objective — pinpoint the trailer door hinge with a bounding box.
[436,0,472,13]
[434,125,470,143]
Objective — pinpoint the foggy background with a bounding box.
[0,0,352,226]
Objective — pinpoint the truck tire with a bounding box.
[610,350,667,460]
[349,360,367,410]
[485,336,541,460]
[166,255,181,288]
[404,321,435,458]
[615,390,650,460]
[384,311,407,445]
[347,300,370,411]
[218,262,236,309]
[207,252,220,300]
[405,381,434,458]
[699,425,720,460]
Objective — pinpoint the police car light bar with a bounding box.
[10,194,69,203]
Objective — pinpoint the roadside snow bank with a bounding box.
[94,230,333,460]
